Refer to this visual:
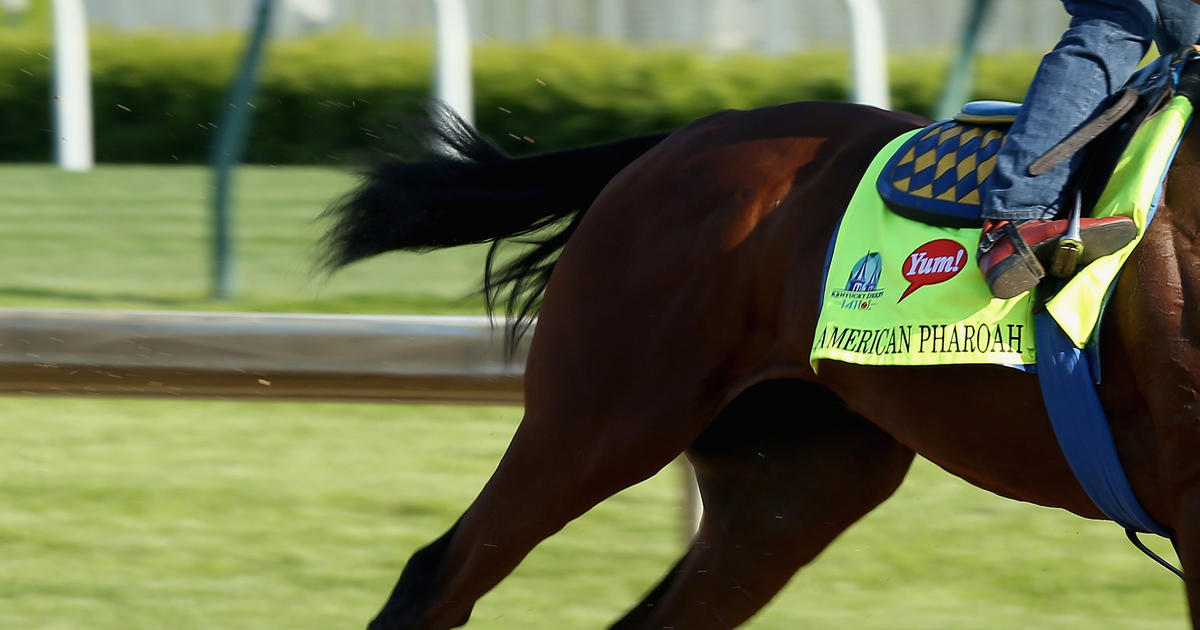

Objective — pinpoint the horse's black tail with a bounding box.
[320,105,667,346]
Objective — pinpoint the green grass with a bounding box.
[0,165,1191,628]
[0,397,1187,630]
[0,164,489,313]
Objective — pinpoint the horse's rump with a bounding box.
[539,101,928,369]
[535,101,1110,511]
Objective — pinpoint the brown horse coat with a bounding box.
[323,98,1200,629]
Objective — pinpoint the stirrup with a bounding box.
[1050,192,1084,278]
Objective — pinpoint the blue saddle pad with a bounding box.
[876,115,1010,228]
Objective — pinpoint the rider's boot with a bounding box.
[977,216,1138,299]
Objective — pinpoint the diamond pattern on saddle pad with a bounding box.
[877,120,1007,227]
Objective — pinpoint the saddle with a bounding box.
[877,50,1183,228]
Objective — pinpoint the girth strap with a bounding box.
[1034,311,1168,536]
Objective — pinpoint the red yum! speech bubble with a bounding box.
[899,239,968,302]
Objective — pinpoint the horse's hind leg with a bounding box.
[612,380,915,630]
[367,371,716,629]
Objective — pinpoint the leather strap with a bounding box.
[1003,221,1044,274]
[1029,88,1140,176]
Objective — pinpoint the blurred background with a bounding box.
[76,0,1066,51]
[0,1,1187,629]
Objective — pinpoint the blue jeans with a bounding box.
[981,0,1200,221]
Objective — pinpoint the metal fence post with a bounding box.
[51,0,93,172]
[434,0,473,124]
[844,0,890,109]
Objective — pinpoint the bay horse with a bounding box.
[320,92,1200,628]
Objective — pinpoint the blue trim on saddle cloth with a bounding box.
[820,210,843,309]
[1035,312,1169,537]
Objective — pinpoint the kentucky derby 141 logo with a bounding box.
[898,239,967,302]
[829,252,884,310]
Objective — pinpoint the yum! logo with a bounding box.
[898,239,968,302]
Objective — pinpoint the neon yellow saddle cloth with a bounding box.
[810,95,1194,370]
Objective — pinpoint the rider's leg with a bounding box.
[977,0,1159,298]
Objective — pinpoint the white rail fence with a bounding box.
[0,309,524,403]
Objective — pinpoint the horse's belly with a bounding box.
[818,361,1104,518]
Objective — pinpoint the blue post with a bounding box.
[935,0,992,120]
[210,0,276,300]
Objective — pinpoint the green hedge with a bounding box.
[0,33,1041,164]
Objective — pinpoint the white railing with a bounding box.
[0,309,523,403]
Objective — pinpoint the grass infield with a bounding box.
[0,165,1189,628]
[0,164,490,314]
